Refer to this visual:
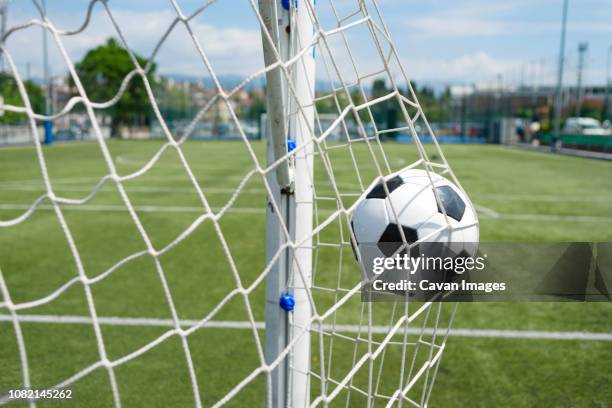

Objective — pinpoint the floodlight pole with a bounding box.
[553,0,568,141]
[605,45,612,121]
[574,42,587,117]
[261,0,315,407]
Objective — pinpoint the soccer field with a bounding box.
[1,141,611,407]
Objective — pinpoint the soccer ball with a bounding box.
[350,168,478,278]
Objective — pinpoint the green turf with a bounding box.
[0,140,611,407]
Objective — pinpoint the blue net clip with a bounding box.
[279,293,295,312]
[287,138,297,152]
[281,0,298,11]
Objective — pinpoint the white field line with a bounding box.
[473,193,612,203]
[0,175,250,186]
[3,173,610,204]
[2,176,611,204]
[0,179,361,191]
[0,185,265,194]
[474,204,500,219]
[3,183,612,206]
[0,203,265,214]
[1,203,610,223]
[0,314,611,341]
[497,213,612,223]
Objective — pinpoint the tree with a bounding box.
[370,79,389,127]
[371,79,400,138]
[576,100,602,121]
[74,38,157,137]
[315,89,365,119]
[0,72,45,124]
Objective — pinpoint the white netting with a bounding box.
[0,0,475,406]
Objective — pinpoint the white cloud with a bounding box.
[406,17,509,38]
[401,1,519,38]
[3,8,263,79]
[401,51,518,83]
[401,0,612,40]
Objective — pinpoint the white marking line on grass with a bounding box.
[4,174,609,205]
[497,213,612,223]
[4,182,612,207]
[0,314,611,341]
[0,185,265,195]
[474,193,612,203]
[1,203,610,223]
[0,204,265,214]
[474,204,500,219]
[0,174,248,187]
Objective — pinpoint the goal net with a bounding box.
[0,0,471,406]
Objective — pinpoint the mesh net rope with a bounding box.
[0,0,477,406]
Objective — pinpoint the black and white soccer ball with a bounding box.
[350,168,478,275]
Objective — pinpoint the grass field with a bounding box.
[0,140,611,407]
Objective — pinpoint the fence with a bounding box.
[0,125,45,146]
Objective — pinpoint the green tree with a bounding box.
[409,84,450,123]
[371,79,400,137]
[577,101,602,121]
[74,38,157,137]
[315,89,366,122]
[0,72,45,124]
[371,79,389,126]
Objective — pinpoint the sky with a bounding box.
[2,0,611,88]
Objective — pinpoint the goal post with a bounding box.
[261,0,317,406]
[288,1,316,406]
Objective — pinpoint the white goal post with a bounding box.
[260,0,317,407]
[0,0,472,407]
